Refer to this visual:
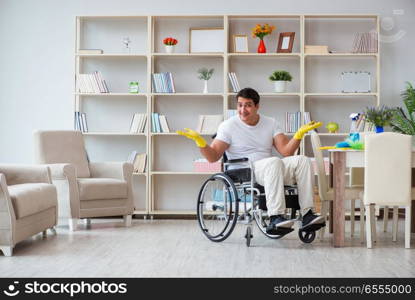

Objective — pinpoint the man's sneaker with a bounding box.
[301,210,325,230]
[266,215,294,235]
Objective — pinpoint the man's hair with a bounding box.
[236,88,260,105]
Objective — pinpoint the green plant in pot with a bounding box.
[364,105,393,133]
[269,70,292,93]
[390,82,415,136]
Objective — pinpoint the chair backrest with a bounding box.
[364,132,412,206]
[310,131,329,200]
[34,130,90,178]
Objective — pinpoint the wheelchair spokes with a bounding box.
[197,173,239,242]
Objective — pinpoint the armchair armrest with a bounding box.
[89,162,133,181]
[0,164,51,185]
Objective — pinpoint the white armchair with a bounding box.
[34,130,134,231]
[0,165,58,256]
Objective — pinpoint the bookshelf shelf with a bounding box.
[152,93,223,96]
[76,93,148,96]
[83,132,146,136]
[76,54,148,58]
[304,53,378,57]
[75,14,380,216]
[304,93,378,97]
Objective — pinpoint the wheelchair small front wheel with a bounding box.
[298,229,316,243]
[197,173,239,242]
[245,226,253,247]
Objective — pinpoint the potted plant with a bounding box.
[364,105,393,133]
[390,82,415,136]
[197,68,214,93]
[163,37,178,53]
[269,70,292,93]
[251,23,276,53]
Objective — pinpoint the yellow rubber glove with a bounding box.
[176,128,207,148]
[293,121,323,140]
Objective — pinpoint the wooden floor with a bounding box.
[1,218,414,277]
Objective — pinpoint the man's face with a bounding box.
[237,97,259,123]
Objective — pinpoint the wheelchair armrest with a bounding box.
[226,158,249,164]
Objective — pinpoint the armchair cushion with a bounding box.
[8,183,57,219]
[77,178,128,201]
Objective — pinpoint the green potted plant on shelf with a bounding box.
[364,105,393,133]
[197,68,214,94]
[269,70,292,93]
[390,82,415,137]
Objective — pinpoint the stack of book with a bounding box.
[130,113,147,133]
[151,72,176,93]
[77,71,109,93]
[285,111,301,133]
[196,115,223,134]
[228,72,241,92]
[151,113,170,133]
[127,151,147,173]
[350,113,375,132]
[74,112,88,133]
[351,32,378,53]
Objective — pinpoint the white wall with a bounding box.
[0,0,414,163]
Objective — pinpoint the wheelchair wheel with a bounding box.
[298,229,316,243]
[197,173,239,242]
[245,226,253,247]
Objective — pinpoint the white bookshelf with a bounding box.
[75,14,380,217]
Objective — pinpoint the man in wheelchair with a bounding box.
[178,87,325,235]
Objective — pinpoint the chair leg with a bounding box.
[0,246,13,257]
[319,200,329,241]
[366,204,373,248]
[350,199,356,237]
[392,206,399,242]
[124,215,132,227]
[405,206,411,249]
[69,218,78,231]
[371,205,377,243]
[42,230,47,238]
[383,206,389,232]
[359,200,365,243]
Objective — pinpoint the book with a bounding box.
[81,113,88,132]
[133,153,147,173]
[231,72,240,91]
[130,113,140,133]
[78,49,103,54]
[159,115,170,133]
[197,115,223,134]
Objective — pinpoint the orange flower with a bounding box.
[251,23,276,39]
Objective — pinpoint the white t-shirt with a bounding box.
[215,114,283,162]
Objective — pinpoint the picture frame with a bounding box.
[233,34,248,53]
[189,27,224,53]
[277,32,295,53]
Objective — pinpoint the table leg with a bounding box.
[333,152,346,247]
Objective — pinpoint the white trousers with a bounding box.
[253,155,314,216]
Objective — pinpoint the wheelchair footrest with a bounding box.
[300,222,326,232]
[266,226,294,236]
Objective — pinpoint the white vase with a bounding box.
[165,45,175,53]
[203,80,208,94]
[274,81,287,93]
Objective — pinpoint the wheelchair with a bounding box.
[196,156,323,247]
